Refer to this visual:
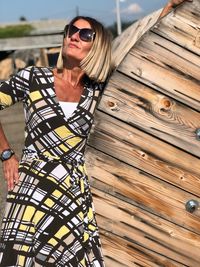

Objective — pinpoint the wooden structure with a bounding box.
[0,1,200,266]
[0,19,66,50]
[87,1,200,266]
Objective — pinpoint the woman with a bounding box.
[0,0,193,266]
[0,16,111,267]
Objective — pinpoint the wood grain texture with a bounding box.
[118,32,200,111]
[86,142,200,232]
[90,110,200,195]
[0,35,62,51]
[91,189,200,266]
[152,0,200,55]
[99,71,200,157]
[112,9,161,68]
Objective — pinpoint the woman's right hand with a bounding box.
[3,155,19,191]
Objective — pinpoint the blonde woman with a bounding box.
[0,16,111,267]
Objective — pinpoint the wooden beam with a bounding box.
[0,34,62,51]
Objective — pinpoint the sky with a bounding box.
[0,0,168,26]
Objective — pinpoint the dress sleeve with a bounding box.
[0,66,33,110]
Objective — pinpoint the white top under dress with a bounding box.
[59,101,78,119]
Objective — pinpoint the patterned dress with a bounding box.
[0,67,105,267]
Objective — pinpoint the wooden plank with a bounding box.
[91,187,200,265]
[88,111,200,196]
[112,9,161,68]
[123,31,200,110]
[100,232,188,267]
[171,0,200,25]
[152,0,200,55]
[0,34,62,51]
[99,72,200,157]
[86,148,200,234]
[118,47,200,112]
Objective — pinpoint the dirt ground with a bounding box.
[0,174,6,222]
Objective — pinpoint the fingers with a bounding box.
[170,0,193,7]
[3,156,19,191]
[3,166,18,191]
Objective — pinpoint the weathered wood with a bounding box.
[98,72,200,158]
[39,48,49,67]
[0,19,66,51]
[152,1,200,55]
[86,146,200,234]
[91,110,200,197]
[92,189,200,266]
[0,34,62,51]
[112,9,161,68]
[100,231,192,267]
[100,230,198,267]
[118,31,200,111]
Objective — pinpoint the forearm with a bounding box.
[0,122,11,153]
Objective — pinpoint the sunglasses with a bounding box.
[64,24,95,42]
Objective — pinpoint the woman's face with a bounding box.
[63,19,94,65]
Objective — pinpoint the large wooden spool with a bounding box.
[87,1,200,266]
[0,1,200,266]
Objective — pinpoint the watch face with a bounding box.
[2,150,13,160]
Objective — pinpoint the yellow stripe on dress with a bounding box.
[29,91,43,101]
[0,92,13,107]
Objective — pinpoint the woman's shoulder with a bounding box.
[14,66,52,79]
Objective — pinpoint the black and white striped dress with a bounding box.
[0,66,104,267]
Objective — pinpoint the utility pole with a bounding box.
[76,6,79,16]
[116,0,122,35]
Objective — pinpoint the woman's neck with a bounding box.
[56,67,85,88]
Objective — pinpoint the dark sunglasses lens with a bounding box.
[79,29,94,42]
[68,25,79,37]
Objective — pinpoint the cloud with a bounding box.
[121,3,143,14]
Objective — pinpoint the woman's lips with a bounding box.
[68,43,79,48]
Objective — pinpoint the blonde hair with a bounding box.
[56,16,112,83]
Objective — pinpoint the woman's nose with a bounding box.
[70,31,80,41]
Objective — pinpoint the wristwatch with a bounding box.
[0,149,15,162]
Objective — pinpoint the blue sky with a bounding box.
[0,0,167,26]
